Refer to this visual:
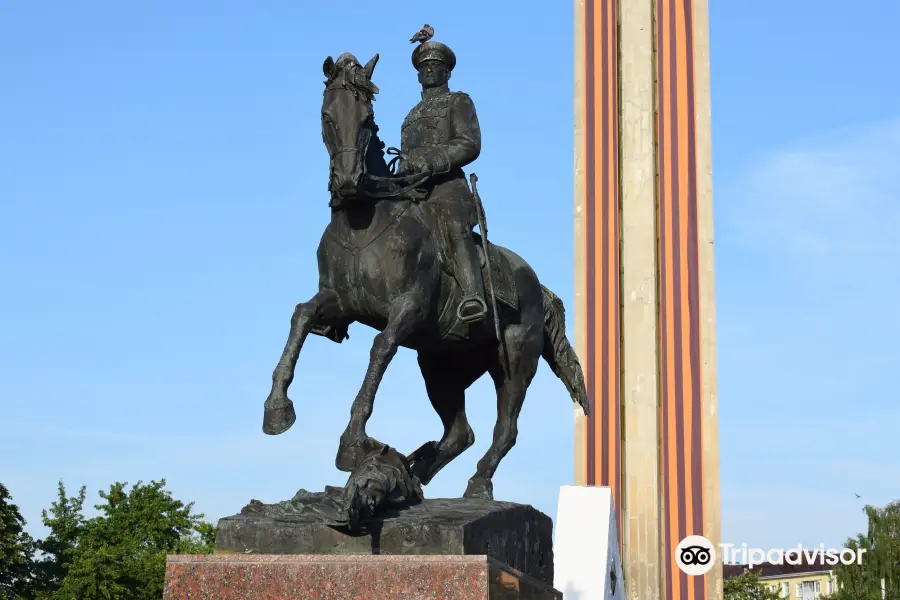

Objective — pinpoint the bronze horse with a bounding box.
[262,53,589,500]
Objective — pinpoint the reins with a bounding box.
[324,79,431,203]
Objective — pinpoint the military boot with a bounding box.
[451,230,488,323]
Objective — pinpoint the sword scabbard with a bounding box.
[469,173,501,341]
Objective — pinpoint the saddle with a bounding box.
[426,214,518,313]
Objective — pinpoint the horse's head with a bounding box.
[321,52,380,201]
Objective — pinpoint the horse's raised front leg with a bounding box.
[263,289,342,435]
[335,292,426,472]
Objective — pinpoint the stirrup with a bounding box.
[457,295,488,324]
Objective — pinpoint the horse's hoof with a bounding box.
[262,397,296,435]
[336,435,389,472]
[463,477,494,500]
[407,441,439,465]
[335,437,364,472]
[407,441,440,483]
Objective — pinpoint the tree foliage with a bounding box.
[31,482,86,599]
[52,479,214,600]
[724,569,783,600]
[0,484,35,600]
[1,479,215,600]
[824,501,900,600]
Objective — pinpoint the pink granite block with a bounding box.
[163,554,562,600]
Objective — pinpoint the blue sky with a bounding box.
[1,0,897,557]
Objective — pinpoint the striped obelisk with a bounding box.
[572,0,722,598]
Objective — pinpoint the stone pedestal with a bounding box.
[215,498,554,586]
[163,555,562,600]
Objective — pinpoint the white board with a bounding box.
[553,485,625,600]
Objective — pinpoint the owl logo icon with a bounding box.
[675,535,716,576]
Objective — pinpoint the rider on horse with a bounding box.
[395,30,488,325]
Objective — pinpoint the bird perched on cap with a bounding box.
[410,24,434,44]
[409,25,456,72]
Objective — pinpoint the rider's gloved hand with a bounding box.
[399,149,429,175]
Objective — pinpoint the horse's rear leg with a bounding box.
[407,353,481,485]
[264,289,342,435]
[336,292,426,471]
[464,326,541,500]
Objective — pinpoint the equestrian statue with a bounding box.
[259,26,590,528]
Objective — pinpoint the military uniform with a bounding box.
[397,38,487,323]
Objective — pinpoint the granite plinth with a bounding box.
[215,497,554,586]
[163,554,562,600]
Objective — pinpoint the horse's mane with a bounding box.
[324,53,391,178]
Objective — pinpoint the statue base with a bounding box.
[214,497,554,586]
[162,554,562,600]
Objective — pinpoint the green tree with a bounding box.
[51,479,215,600]
[0,483,35,600]
[824,501,900,600]
[31,482,86,599]
[724,569,783,600]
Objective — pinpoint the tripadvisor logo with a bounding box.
[675,535,716,576]
[675,536,868,576]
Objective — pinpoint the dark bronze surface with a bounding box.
[252,26,590,534]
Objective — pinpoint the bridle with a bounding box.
[323,88,373,181]
[324,87,431,202]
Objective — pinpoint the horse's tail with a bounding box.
[540,285,591,416]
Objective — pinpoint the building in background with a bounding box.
[723,554,837,600]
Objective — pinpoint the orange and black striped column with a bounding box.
[573,0,721,597]
[573,0,621,529]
